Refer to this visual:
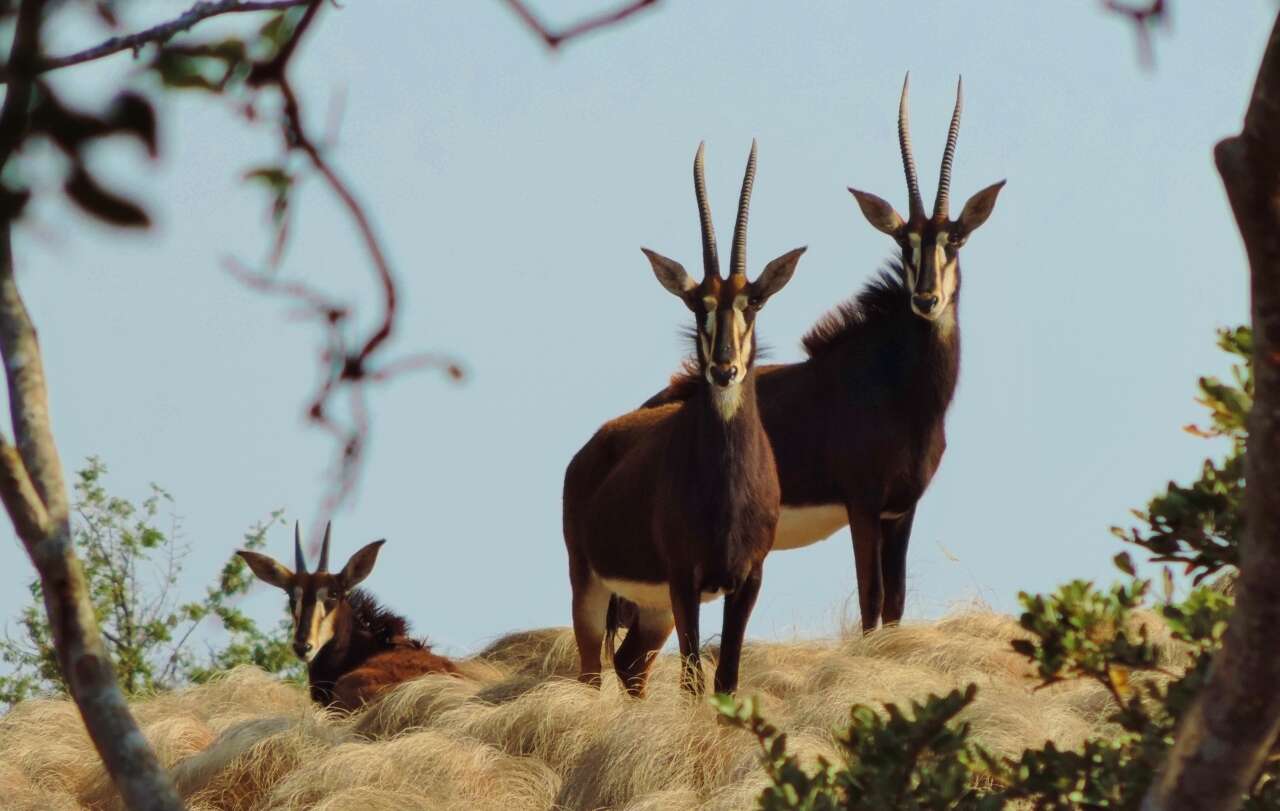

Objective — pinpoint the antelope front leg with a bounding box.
[881,505,917,626]
[847,505,884,633]
[714,561,763,695]
[669,575,704,695]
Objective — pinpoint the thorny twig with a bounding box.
[0,0,312,83]
[503,0,659,50]
[1103,0,1167,67]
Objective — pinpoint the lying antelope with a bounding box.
[643,76,1004,632]
[238,522,458,711]
[563,141,806,696]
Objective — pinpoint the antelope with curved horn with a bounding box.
[642,76,1005,632]
[563,141,806,696]
[237,522,459,711]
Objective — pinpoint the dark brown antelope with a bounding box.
[237,522,459,711]
[563,141,805,697]
[642,76,1004,632]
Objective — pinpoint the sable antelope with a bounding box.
[237,522,458,711]
[563,141,806,697]
[642,76,1005,632]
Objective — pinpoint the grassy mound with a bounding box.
[0,610,1179,810]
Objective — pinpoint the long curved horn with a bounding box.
[934,76,963,219]
[317,521,332,573]
[693,142,720,280]
[294,521,307,574]
[728,139,757,278]
[898,73,924,221]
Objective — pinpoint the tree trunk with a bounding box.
[0,230,183,811]
[0,1,183,809]
[1141,10,1280,811]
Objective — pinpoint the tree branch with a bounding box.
[503,0,659,50]
[1141,10,1280,811]
[229,0,461,530]
[0,0,312,83]
[1102,0,1167,67]
[0,1,183,807]
[0,441,48,540]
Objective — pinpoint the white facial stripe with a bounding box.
[908,233,922,270]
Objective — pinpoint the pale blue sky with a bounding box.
[0,2,1269,659]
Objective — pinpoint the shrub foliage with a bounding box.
[0,458,301,706]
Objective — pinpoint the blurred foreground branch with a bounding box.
[503,0,659,49]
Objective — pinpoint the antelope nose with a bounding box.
[710,365,738,387]
[293,641,312,658]
[912,294,939,314]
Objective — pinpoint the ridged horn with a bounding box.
[693,141,720,280]
[934,76,963,219]
[294,521,307,574]
[317,521,331,573]
[898,73,924,221]
[729,139,757,278]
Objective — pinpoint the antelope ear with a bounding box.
[236,551,293,590]
[848,188,905,236]
[955,180,1005,238]
[338,540,386,589]
[642,248,697,304]
[750,247,807,305]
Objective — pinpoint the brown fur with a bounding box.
[637,87,1004,632]
[306,589,460,712]
[238,536,461,713]
[563,142,805,697]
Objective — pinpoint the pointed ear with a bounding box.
[955,180,1005,237]
[236,550,294,590]
[750,247,807,305]
[848,188,905,236]
[641,248,697,303]
[338,540,386,590]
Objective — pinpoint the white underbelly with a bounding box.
[600,577,726,608]
[772,504,849,550]
[772,504,908,550]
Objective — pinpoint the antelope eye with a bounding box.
[748,297,763,311]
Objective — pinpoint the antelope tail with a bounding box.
[604,594,639,661]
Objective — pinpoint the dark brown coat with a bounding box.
[305,589,459,711]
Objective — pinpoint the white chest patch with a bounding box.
[772,504,849,550]
[600,577,726,608]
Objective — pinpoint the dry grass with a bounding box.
[0,610,1181,810]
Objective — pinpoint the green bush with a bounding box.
[0,458,303,707]
[717,327,1278,810]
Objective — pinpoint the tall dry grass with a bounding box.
[0,610,1181,810]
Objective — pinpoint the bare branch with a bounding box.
[226,0,461,533]
[0,0,312,83]
[503,0,659,50]
[1102,0,1167,67]
[1141,10,1280,811]
[0,442,48,540]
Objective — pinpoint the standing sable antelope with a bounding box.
[563,141,806,697]
[643,76,1004,632]
[237,522,458,711]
